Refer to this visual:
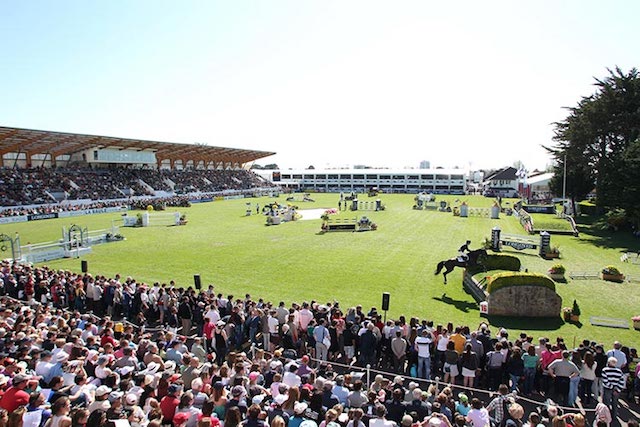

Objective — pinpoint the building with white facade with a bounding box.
[256,168,467,194]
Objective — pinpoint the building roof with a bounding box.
[0,126,275,166]
[526,172,554,185]
[485,166,517,181]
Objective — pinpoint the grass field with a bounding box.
[2,193,640,345]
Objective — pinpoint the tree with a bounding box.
[547,67,640,220]
[307,165,315,169]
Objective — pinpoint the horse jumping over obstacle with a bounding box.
[434,248,487,284]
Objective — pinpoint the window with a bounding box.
[353,174,364,179]
[304,175,314,179]
[328,174,338,179]
[421,175,434,180]
[380,175,391,180]
[451,174,463,180]
[408,175,419,180]
[293,174,302,179]
[340,174,351,179]
[436,174,448,180]
[315,174,326,179]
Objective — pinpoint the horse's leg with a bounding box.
[443,268,449,284]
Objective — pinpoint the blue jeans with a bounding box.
[523,367,536,395]
[418,356,431,380]
[509,373,520,392]
[568,376,580,406]
[603,388,619,420]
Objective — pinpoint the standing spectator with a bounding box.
[414,329,432,380]
[442,341,459,385]
[579,351,597,405]
[521,346,539,397]
[547,351,579,406]
[601,356,625,421]
[178,298,193,335]
[505,348,524,393]
[313,319,330,362]
[461,344,479,390]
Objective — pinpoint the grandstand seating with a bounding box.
[0,167,275,207]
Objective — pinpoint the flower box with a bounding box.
[602,273,625,282]
[634,320,640,331]
[544,252,560,259]
[548,273,565,281]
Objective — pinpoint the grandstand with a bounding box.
[0,126,277,207]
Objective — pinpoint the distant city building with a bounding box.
[419,160,431,169]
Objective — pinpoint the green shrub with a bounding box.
[483,254,521,271]
[602,265,622,275]
[487,272,556,294]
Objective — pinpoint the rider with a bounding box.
[458,240,471,262]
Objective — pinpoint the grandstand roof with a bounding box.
[0,126,275,166]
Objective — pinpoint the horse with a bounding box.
[434,248,487,284]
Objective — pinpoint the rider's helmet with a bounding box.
[466,240,471,244]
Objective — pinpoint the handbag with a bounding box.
[322,333,331,348]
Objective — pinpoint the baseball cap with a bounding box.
[12,373,29,384]
[231,385,245,397]
[95,385,112,397]
[173,413,190,426]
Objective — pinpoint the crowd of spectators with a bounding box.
[0,169,57,206]
[0,168,274,207]
[0,260,638,427]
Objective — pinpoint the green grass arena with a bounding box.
[3,193,640,345]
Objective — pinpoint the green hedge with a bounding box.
[487,272,556,294]
[483,254,521,271]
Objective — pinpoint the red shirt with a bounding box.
[0,386,29,412]
[101,334,117,348]
[203,321,215,339]
[160,395,180,422]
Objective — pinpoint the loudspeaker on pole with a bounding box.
[81,260,88,273]
[381,292,390,311]
[194,274,201,290]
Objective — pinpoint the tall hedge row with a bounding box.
[487,272,556,294]
[468,254,521,274]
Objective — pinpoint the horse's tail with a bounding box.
[435,261,445,275]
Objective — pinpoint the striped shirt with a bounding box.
[601,366,625,392]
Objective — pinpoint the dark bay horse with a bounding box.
[434,248,487,284]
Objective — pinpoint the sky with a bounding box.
[1,1,638,172]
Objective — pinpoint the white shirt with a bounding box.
[415,335,432,358]
[204,309,220,324]
[268,316,279,333]
[283,371,301,388]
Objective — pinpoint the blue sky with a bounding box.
[1,1,638,171]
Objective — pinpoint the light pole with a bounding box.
[562,153,567,204]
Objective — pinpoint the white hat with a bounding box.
[117,366,135,376]
[141,361,161,375]
[252,394,266,405]
[294,401,308,414]
[125,393,138,405]
[55,352,69,363]
[274,394,287,405]
[95,385,112,397]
